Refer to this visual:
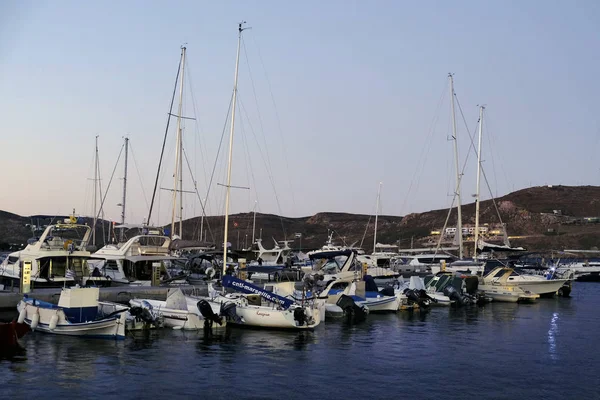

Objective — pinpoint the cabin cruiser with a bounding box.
[391,253,457,277]
[553,260,600,282]
[306,249,397,282]
[89,234,188,286]
[0,218,109,288]
[482,266,567,297]
[478,268,539,303]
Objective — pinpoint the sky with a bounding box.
[1,0,599,226]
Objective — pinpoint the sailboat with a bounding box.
[209,22,321,330]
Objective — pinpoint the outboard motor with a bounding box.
[463,276,479,295]
[379,286,395,297]
[363,275,379,292]
[443,285,463,305]
[220,302,242,324]
[197,300,224,327]
[336,294,368,324]
[293,307,307,326]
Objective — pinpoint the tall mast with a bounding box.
[252,200,257,245]
[93,135,99,246]
[223,22,247,275]
[449,73,463,259]
[373,182,382,254]
[171,46,186,239]
[474,105,484,261]
[120,137,129,242]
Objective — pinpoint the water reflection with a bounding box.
[548,312,559,361]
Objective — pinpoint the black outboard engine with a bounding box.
[379,286,395,297]
[443,285,463,305]
[293,308,307,326]
[220,302,242,324]
[363,275,379,292]
[336,294,368,324]
[197,300,224,328]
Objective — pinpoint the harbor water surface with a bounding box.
[1,283,599,399]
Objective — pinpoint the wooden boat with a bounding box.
[16,286,126,339]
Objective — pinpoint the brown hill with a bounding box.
[2,185,600,252]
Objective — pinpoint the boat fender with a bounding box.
[17,306,26,324]
[205,267,215,279]
[31,312,40,330]
[49,313,58,330]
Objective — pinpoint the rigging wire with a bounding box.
[94,143,125,236]
[128,142,151,215]
[399,80,448,215]
[238,96,287,239]
[147,51,183,226]
[182,146,215,243]
[248,34,297,213]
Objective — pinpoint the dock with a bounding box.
[0,284,209,310]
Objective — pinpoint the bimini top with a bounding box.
[309,249,354,260]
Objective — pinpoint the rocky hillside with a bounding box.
[2,185,600,252]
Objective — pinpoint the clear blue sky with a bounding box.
[1,1,599,225]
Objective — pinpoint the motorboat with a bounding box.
[90,234,188,286]
[16,286,127,339]
[129,288,225,331]
[483,266,569,297]
[478,269,539,303]
[0,216,110,288]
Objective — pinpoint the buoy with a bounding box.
[49,314,58,330]
[17,306,26,324]
[31,312,40,330]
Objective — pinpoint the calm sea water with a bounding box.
[2,283,599,400]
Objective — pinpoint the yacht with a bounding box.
[0,218,108,288]
[482,266,568,297]
[478,268,539,303]
[90,234,187,286]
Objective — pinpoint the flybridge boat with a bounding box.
[0,217,109,288]
[89,234,188,286]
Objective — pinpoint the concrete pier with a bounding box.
[0,284,209,310]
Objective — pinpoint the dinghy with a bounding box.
[16,286,126,339]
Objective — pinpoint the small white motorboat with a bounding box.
[16,286,127,339]
[130,288,225,331]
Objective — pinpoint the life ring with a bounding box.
[63,240,74,250]
[69,215,77,224]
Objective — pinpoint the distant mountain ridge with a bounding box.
[2,185,600,252]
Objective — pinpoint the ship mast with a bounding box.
[449,74,464,259]
[373,182,382,254]
[223,22,248,275]
[474,106,484,261]
[171,46,186,239]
